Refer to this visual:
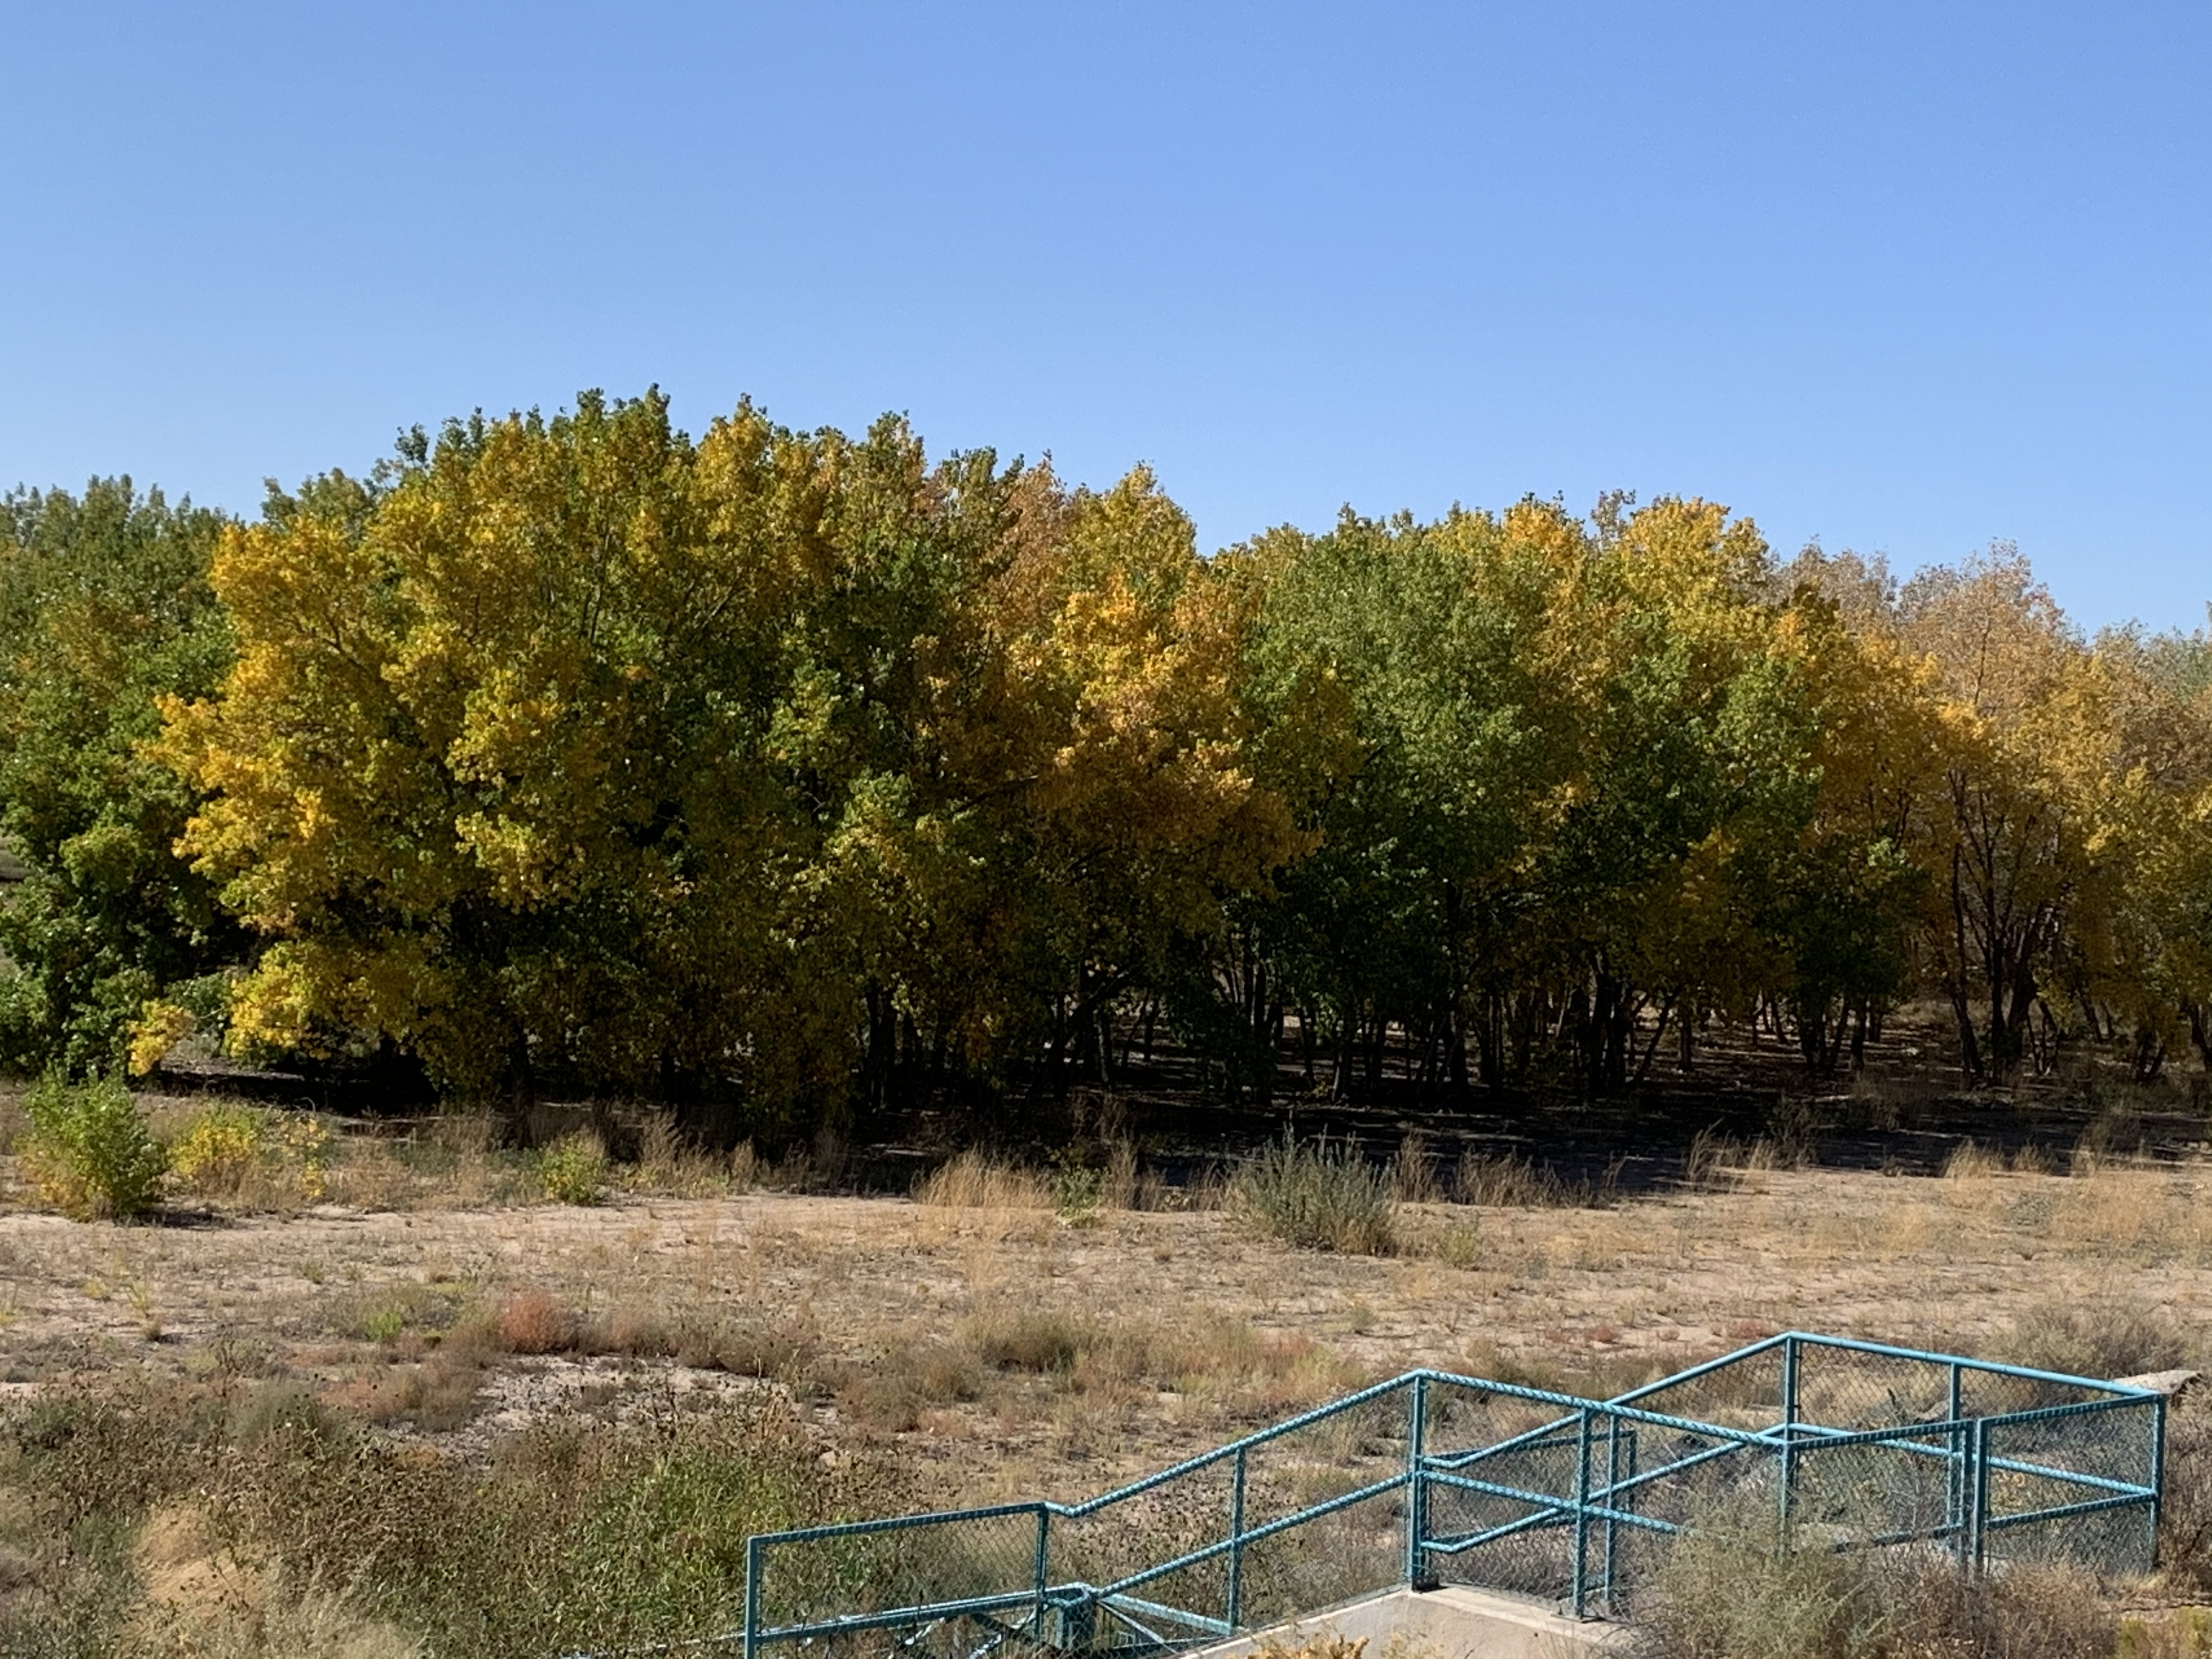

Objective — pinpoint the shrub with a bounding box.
[497,1291,578,1355]
[537,1131,607,1205]
[16,1072,168,1220]
[167,1103,334,1210]
[1997,1297,2193,1380]
[1051,1149,1105,1220]
[168,1102,263,1191]
[1229,1135,1396,1255]
[1633,1502,2118,1658]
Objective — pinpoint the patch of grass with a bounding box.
[913,1150,1050,1210]
[1454,1150,1600,1207]
[0,1375,859,1658]
[2115,1609,2212,1657]
[330,1283,472,1348]
[457,1293,813,1380]
[1103,1140,1140,1209]
[363,1306,404,1345]
[618,1117,754,1198]
[338,1353,489,1433]
[1434,1220,1481,1269]
[2154,1390,2212,1594]
[495,1291,578,1355]
[1391,1132,1443,1204]
[1683,1119,1814,1186]
[1229,1136,1396,1255]
[970,1310,1087,1374]
[945,1306,1367,1425]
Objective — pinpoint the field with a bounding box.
[5,1066,2212,1657]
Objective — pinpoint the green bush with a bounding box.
[17,1072,167,1220]
[1229,1135,1396,1255]
[537,1131,608,1205]
[1050,1149,1104,1220]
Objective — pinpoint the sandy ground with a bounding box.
[3,1153,2204,1502]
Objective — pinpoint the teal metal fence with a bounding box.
[740,1333,2164,1659]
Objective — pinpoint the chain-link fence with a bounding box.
[740,1336,2164,1659]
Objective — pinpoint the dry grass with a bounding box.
[1635,1503,2120,1657]
[1943,1139,2058,1180]
[1391,1133,1444,1204]
[1229,1137,1396,1254]
[1453,1149,1620,1207]
[913,1150,1051,1210]
[10,1117,2212,1645]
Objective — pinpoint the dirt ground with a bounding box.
[4,1149,2205,1504]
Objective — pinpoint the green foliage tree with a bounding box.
[0,479,240,1075]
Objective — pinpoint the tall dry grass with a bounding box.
[1453,1149,1620,1208]
[913,1150,1052,1209]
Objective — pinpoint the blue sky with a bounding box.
[4,2,2207,631]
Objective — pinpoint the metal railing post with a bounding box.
[1034,1507,1051,1639]
[735,1345,2154,1654]
[1405,1375,1429,1587]
[1947,1363,1966,1567]
[744,1535,761,1659]
[1571,1407,1593,1618]
[1228,1446,1247,1628]
[1970,1418,1991,1573]
[2151,1394,2169,1571]
[1777,1335,1799,1547]
[1602,1413,1621,1614]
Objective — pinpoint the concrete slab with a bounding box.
[1186,1585,1634,1659]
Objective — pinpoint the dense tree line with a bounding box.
[4,391,2210,1137]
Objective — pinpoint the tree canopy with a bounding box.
[4,391,2209,1132]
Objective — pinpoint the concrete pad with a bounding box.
[1186,1584,1634,1659]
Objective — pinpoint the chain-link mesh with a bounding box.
[1979,1397,2161,1575]
[751,1507,1049,1657]
[1418,1378,1584,1605]
[741,1343,2163,1659]
[1789,1428,1958,1545]
[1234,1484,1406,1628]
[1617,1344,1786,1432]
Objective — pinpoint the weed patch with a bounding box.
[1229,1136,1395,1254]
[1994,1297,2194,1380]
[165,1103,332,1210]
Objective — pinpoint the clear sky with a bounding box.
[4,3,2207,631]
